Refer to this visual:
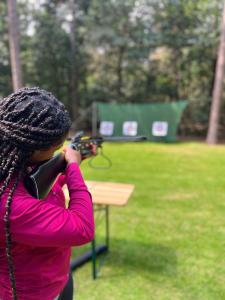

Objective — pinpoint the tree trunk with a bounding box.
[68,0,79,124]
[116,46,125,100]
[206,2,225,144]
[7,0,23,91]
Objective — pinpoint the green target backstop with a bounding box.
[93,101,187,142]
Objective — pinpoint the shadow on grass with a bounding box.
[93,238,177,279]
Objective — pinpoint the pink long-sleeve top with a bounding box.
[0,162,94,300]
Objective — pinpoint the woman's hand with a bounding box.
[63,144,98,165]
[89,144,98,157]
[63,146,82,165]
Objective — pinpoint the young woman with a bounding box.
[0,87,95,300]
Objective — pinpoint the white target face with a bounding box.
[99,121,114,136]
[123,121,138,136]
[152,121,168,136]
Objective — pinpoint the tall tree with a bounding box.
[0,2,11,96]
[68,0,79,121]
[7,0,23,91]
[207,2,225,144]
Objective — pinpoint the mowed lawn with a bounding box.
[71,142,225,300]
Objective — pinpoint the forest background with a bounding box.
[1,0,224,139]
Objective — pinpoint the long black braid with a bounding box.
[0,87,71,299]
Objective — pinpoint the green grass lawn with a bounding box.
[71,142,225,300]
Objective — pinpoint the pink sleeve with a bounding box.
[55,174,66,187]
[10,163,95,247]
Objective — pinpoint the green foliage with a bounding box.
[0,0,224,137]
[85,0,155,102]
[23,9,71,104]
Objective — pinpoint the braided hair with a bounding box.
[0,87,71,299]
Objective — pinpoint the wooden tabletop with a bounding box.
[63,181,135,206]
[86,181,134,206]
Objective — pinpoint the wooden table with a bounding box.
[65,181,135,279]
[85,180,134,206]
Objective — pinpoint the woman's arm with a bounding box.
[10,163,94,247]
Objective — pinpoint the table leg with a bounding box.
[106,205,109,250]
[91,237,97,279]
